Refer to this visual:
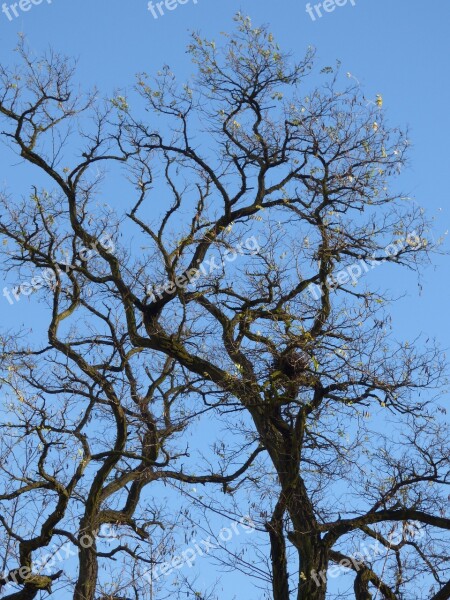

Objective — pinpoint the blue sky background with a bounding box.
[0,1,449,598]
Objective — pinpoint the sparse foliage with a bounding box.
[0,15,448,600]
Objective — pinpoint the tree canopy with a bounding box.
[0,14,448,600]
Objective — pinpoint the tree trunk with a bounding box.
[259,414,330,600]
[266,501,291,600]
[294,538,329,600]
[73,526,98,600]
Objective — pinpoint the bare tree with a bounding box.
[0,42,261,600]
[0,14,448,600]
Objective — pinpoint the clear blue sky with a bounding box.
[1,1,449,598]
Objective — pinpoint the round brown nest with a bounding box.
[272,349,310,380]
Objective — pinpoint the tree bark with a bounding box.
[430,580,450,600]
[266,501,290,600]
[259,414,329,600]
[354,569,373,600]
[73,520,98,600]
[294,537,328,600]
